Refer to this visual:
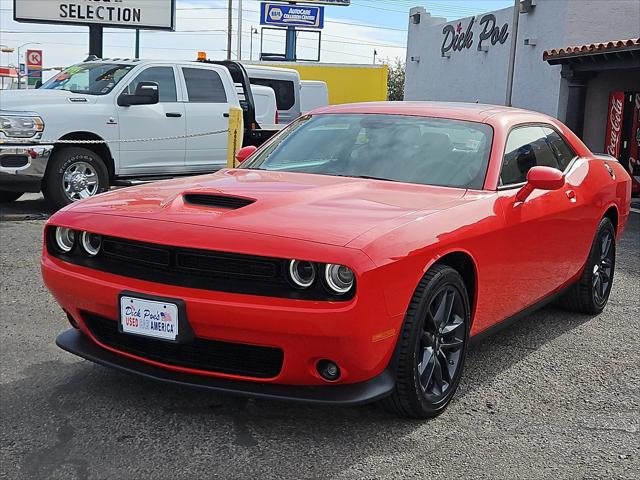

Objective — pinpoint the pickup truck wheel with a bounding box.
[0,191,23,203]
[43,147,109,210]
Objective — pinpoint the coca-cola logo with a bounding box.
[606,98,623,156]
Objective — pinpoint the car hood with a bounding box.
[66,169,469,247]
[0,89,97,111]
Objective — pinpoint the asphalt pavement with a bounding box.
[0,200,638,480]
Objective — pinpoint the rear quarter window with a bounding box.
[250,78,295,110]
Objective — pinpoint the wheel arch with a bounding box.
[603,204,619,233]
[426,249,479,329]
[48,132,115,181]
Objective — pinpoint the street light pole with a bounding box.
[16,42,41,90]
[237,0,243,60]
[227,0,233,60]
[250,27,258,61]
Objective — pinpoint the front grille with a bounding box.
[184,194,255,210]
[102,238,170,267]
[83,313,284,378]
[0,154,29,168]
[46,230,354,301]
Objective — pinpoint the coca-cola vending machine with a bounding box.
[605,91,640,196]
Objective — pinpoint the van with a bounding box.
[244,65,301,124]
[300,80,329,115]
[251,84,278,127]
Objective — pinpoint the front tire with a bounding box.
[559,217,616,314]
[42,147,109,210]
[383,264,470,418]
[0,191,23,203]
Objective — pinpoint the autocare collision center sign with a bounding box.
[261,2,325,29]
[13,0,176,31]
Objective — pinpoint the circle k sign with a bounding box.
[27,50,42,67]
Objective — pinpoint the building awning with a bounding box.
[543,38,640,66]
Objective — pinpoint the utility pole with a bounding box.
[505,0,520,107]
[227,0,233,60]
[237,0,243,60]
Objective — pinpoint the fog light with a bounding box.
[55,227,76,252]
[317,359,341,381]
[81,231,102,256]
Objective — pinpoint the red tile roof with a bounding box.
[543,38,640,61]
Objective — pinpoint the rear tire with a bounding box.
[382,264,470,419]
[42,147,109,210]
[558,217,616,315]
[0,191,23,203]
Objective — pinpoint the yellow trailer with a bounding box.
[249,62,389,105]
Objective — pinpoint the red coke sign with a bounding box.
[605,91,624,158]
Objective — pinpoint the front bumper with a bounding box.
[57,329,395,405]
[0,144,54,192]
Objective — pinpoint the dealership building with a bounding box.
[405,0,639,173]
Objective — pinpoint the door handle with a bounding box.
[565,190,577,202]
[166,112,182,118]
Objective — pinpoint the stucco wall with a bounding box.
[405,0,640,117]
[582,69,640,153]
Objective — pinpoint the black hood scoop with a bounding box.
[183,193,255,210]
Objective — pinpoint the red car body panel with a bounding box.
[42,102,632,399]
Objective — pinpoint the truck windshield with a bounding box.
[244,114,494,190]
[41,63,134,95]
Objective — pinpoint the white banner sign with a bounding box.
[14,0,176,30]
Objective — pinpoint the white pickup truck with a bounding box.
[0,58,278,209]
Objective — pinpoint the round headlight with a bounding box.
[81,231,102,256]
[324,264,355,294]
[288,260,316,288]
[54,227,76,252]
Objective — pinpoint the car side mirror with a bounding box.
[516,166,565,202]
[118,81,159,107]
[236,145,258,164]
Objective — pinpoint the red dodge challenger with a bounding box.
[43,102,631,418]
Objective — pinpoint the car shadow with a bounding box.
[0,194,53,220]
[3,304,597,479]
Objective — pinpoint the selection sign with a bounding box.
[13,0,176,31]
[260,3,325,29]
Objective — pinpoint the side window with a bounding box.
[182,68,227,103]
[127,67,177,102]
[542,127,576,171]
[250,78,295,110]
[500,126,560,186]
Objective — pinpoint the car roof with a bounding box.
[311,101,549,124]
[243,64,300,74]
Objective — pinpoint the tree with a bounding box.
[386,57,406,101]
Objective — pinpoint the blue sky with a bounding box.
[0,0,513,72]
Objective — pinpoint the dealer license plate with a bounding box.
[120,295,179,341]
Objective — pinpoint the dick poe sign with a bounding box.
[260,2,325,29]
[13,0,176,31]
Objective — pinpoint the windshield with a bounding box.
[41,63,134,95]
[244,114,494,189]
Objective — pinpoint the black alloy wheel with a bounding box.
[558,217,616,315]
[383,264,470,418]
[418,286,466,402]
[592,228,614,308]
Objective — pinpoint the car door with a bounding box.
[180,65,233,171]
[117,65,186,176]
[495,125,578,315]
